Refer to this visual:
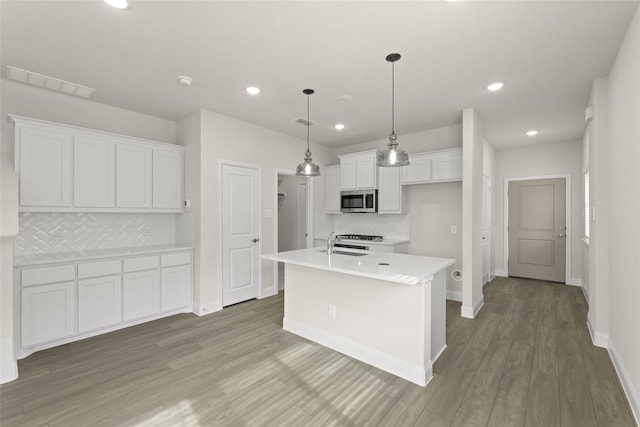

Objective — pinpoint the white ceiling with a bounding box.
[1,1,637,149]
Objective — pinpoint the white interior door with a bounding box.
[222,163,260,306]
[298,182,308,249]
[482,175,491,285]
[508,178,566,282]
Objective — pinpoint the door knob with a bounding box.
[251,238,260,243]
[556,234,565,238]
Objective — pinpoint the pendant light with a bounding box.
[295,89,321,177]
[377,53,410,167]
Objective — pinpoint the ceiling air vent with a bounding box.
[293,117,316,126]
[5,66,96,99]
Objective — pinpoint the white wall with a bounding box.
[461,108,485,318]
[178,109,334,311]
[494,139,584,283]
[605,5,640,422]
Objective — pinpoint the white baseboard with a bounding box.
[446,290,462,302]
[495,269,507,277]
[608,338,640,426]
[580,283,590,304]
[193,301,222,316]
[1,338,18,384]
[260,287,278,299]
[283,318,432,387]
[565,277,583,286]
[461,295,485,319]
[586,314,609,348]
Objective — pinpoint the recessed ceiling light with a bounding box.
[334,123,345,131]
[526,130,539,136]
[177,76,193,87]
[103,0,130,9]
[487,82,504,91]
[246,86,260,95]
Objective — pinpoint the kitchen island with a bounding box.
[262,248,455,386]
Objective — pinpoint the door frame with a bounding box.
[217,160,263,307]
[273,169,314,290]
[297,181,308,249]
[503,174,572,283]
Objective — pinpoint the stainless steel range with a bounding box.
[334,234,383,250]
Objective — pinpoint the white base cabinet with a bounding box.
[78,275,122,333]
[123,270,159,322]
[21,282,76,347]
[15,249,192,358]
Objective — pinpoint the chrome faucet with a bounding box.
[327,232,339,254]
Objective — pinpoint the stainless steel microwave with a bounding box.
[340,190,378,213]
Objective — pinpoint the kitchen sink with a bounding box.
[319,249,368,256]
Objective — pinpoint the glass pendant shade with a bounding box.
[295,89,321,177]
[377,53,409,167]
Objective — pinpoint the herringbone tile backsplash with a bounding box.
[15,213,177,255]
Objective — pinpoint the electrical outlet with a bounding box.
[328,304,337,319]
[450,225,457,234]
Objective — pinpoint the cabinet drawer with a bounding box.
[22,264,75,287]
[78,259,121,279]
[124,255,160,272]
[161,252,191,267]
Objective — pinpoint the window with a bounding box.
[584,170,590,242]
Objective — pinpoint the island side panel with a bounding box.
[283,264,431,386]
[430,269,447,361]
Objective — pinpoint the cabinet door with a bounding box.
[378,167,405,214]
[340,157,357,190]
[431,149,463,182]
[123,270,159,321]
[153,149,184,209]
[401,153,432,185]
[356,154,377,189]
[161,265,191,312]
[18,127,72,207]
[78,274,122,333]
[117,143,152,208]
[325,165,342,214]
[22,282,76,347]
[74,136,115,207]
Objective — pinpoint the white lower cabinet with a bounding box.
[16,249,192,357]
[123,270,160,321]
[161,265,192,312]
[78,274,122,333]
[22,282,76,347]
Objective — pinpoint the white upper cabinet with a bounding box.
[324,164,342,214]
[339,150,377,190]
[377,166,406,214]
[116,143,152,208]
[74,136,115,208]
[153,148,184,209]
[17,126,72,207]
[431,149,463,182]
[11,115,184,213]
[401,148,462,185]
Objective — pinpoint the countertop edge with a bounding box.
[14,245,194,267]
[263,252,455,286]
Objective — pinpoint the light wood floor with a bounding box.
[1,277,635,426]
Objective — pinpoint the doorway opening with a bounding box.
[274,171,312,290]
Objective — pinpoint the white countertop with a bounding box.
[14,244,194,267]
[263,247,455,286]
[314,236,409,246]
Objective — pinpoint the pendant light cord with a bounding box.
[307,93,310,151]
[391,60,395,135]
